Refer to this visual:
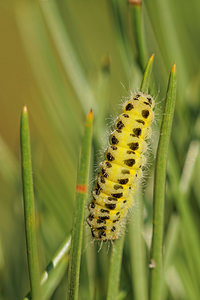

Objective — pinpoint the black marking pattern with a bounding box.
[142,109,150,119]
[128,142,139,150]
[111,135,119,145]
[126,103,134,111]
[116,121,125,130]
[107,152,115,161]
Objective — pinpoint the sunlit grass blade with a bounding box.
[24,260,67,300]
[24,236,71,300]
[129,0,147,70]
[67,110,93,300]
[20,106,40,300]
[150,64,177,300]
[107,55,154,300]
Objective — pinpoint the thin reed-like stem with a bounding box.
[150,64,177,300]
[24,236,71,300]
[20,106,40,300]
[129,0,147,70]
[106,234,125,300]
[67,110,93,300]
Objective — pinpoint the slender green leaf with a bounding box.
[106,234,125,300]
[42,258,68,300]
[67,110,93,300]
[162,142,199,299]
[24,236,71,300]
[150,64,177,300]
[168,141,200,284]
[162,215,180,299]
[140,54,154,92]
[129,193,148,300]
[129,0,147,70]
[39,0,96,113]
[20,106,40,300]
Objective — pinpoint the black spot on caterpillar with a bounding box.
[126,103,134,111]
[111,135,119,145]
[142,109,150,119]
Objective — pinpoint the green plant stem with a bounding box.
[129,193,148,300]
[161,141,200,299]
[162,215,180,299]
[140,54,154,92]
[149,64,176,300]
[169,142,200,282]
[67,110,93,300]
[39,0,96,113]
[42,258,68,300]
[106,234,125,300]
[24,236,71,300]
[20,106,40,300]
[41,236,71,285]
[129,0,147,70]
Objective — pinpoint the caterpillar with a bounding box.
[87,92,154,241]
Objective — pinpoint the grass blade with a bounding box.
[24,236,71,300]
[40,236,71,300]
[106,234,125,300]
[162,215,180,299]
[42,259,68,300]
[129,192,148,300]
[41,236,71,285]
[168,141,200,285]
[149,64,177,300]
[67,110,93,300]
[129,0,147,70]
[140,54,154,92]
[20,106,40,300]
[39,0,96,113]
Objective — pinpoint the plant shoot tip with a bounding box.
[128,0,142,6]
[22,105,28,113]
[87,109,93,120]
[171,63,176,73]
[150,53,155,61]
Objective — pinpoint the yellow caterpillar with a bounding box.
[87,92,155,241]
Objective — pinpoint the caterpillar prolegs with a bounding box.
[87,92,155,241]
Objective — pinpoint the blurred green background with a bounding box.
[0,0,200,299]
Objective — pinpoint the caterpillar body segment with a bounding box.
[87,92,154,241]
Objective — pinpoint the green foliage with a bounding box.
[20,106,41,300]
[150,64,176,300]
[0,0,200,300]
